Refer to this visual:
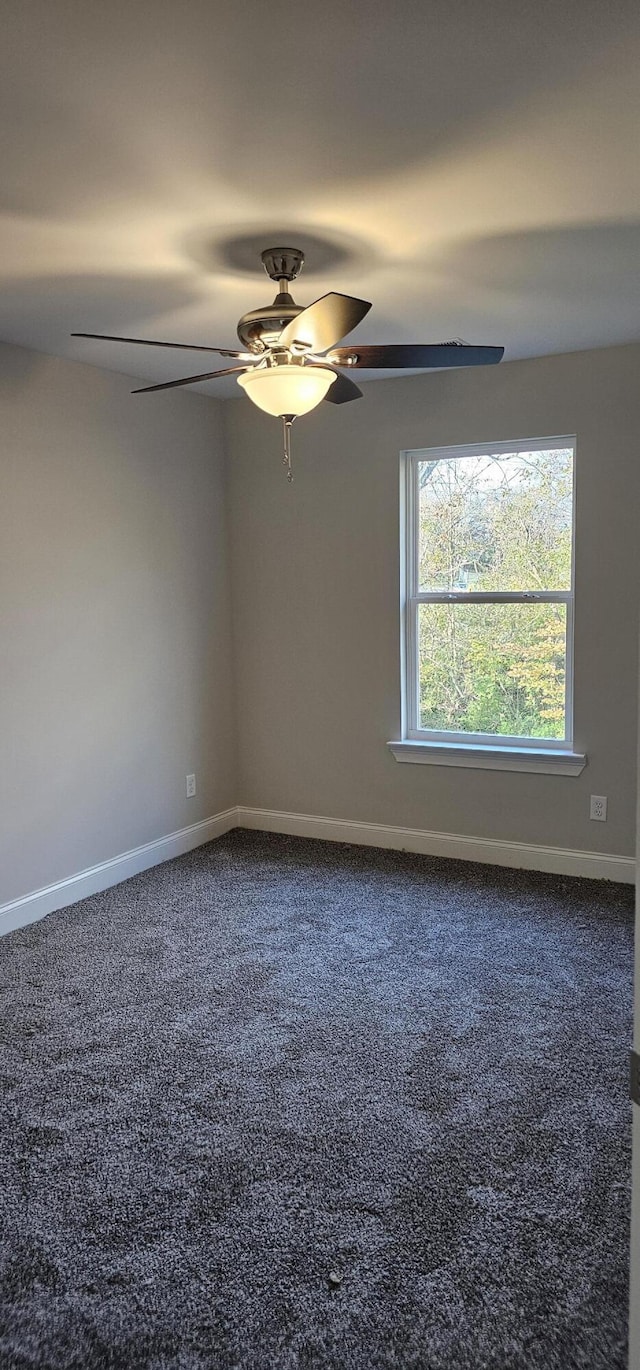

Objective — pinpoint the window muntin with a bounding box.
[403,438,576,749]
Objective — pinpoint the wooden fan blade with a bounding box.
[278,293,371,355]
[327,344,504,369]
[131,364,253,394]
[324,373,363,405]
[72,332,250,359]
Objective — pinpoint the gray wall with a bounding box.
[1,344,236,904]
[226,342,640,859]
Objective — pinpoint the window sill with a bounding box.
[387,740,587,775]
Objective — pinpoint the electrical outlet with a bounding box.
[186,773,196,798]
[590,795,607,821]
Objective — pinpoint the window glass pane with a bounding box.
[418,448,573,592]
[419,601,567,739]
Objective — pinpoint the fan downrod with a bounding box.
[237,248,306,351]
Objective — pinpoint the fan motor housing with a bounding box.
[237,294,304,352]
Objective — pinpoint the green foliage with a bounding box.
[418,450,572,739]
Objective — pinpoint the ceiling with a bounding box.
[1,0,639,398]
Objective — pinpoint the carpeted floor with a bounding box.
[0,830,634,1369]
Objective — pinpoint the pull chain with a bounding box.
[281,415,295,482]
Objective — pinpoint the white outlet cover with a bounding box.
[186,774,196,798]
[589,795,607,821]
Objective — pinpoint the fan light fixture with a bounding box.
[237,363,334,417]
[72,244,504,482]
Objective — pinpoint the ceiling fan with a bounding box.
[73,247,504,479]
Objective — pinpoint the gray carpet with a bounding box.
[0,830,634,1369]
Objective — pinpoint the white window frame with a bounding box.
[390,436,585,774]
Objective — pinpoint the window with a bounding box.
[392,437,584,773]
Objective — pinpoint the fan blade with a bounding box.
[324,373,363,405]
[131,364,253,394]
[327,344,504,369]
[278,293,372,354]
[72,332,250,359]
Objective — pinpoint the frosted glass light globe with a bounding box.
[237,364,334,417]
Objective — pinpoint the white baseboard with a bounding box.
[236,807,635,884]
[2,802,633,940]
[0,808,238,938]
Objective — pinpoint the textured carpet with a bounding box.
[0,830,634,1369]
